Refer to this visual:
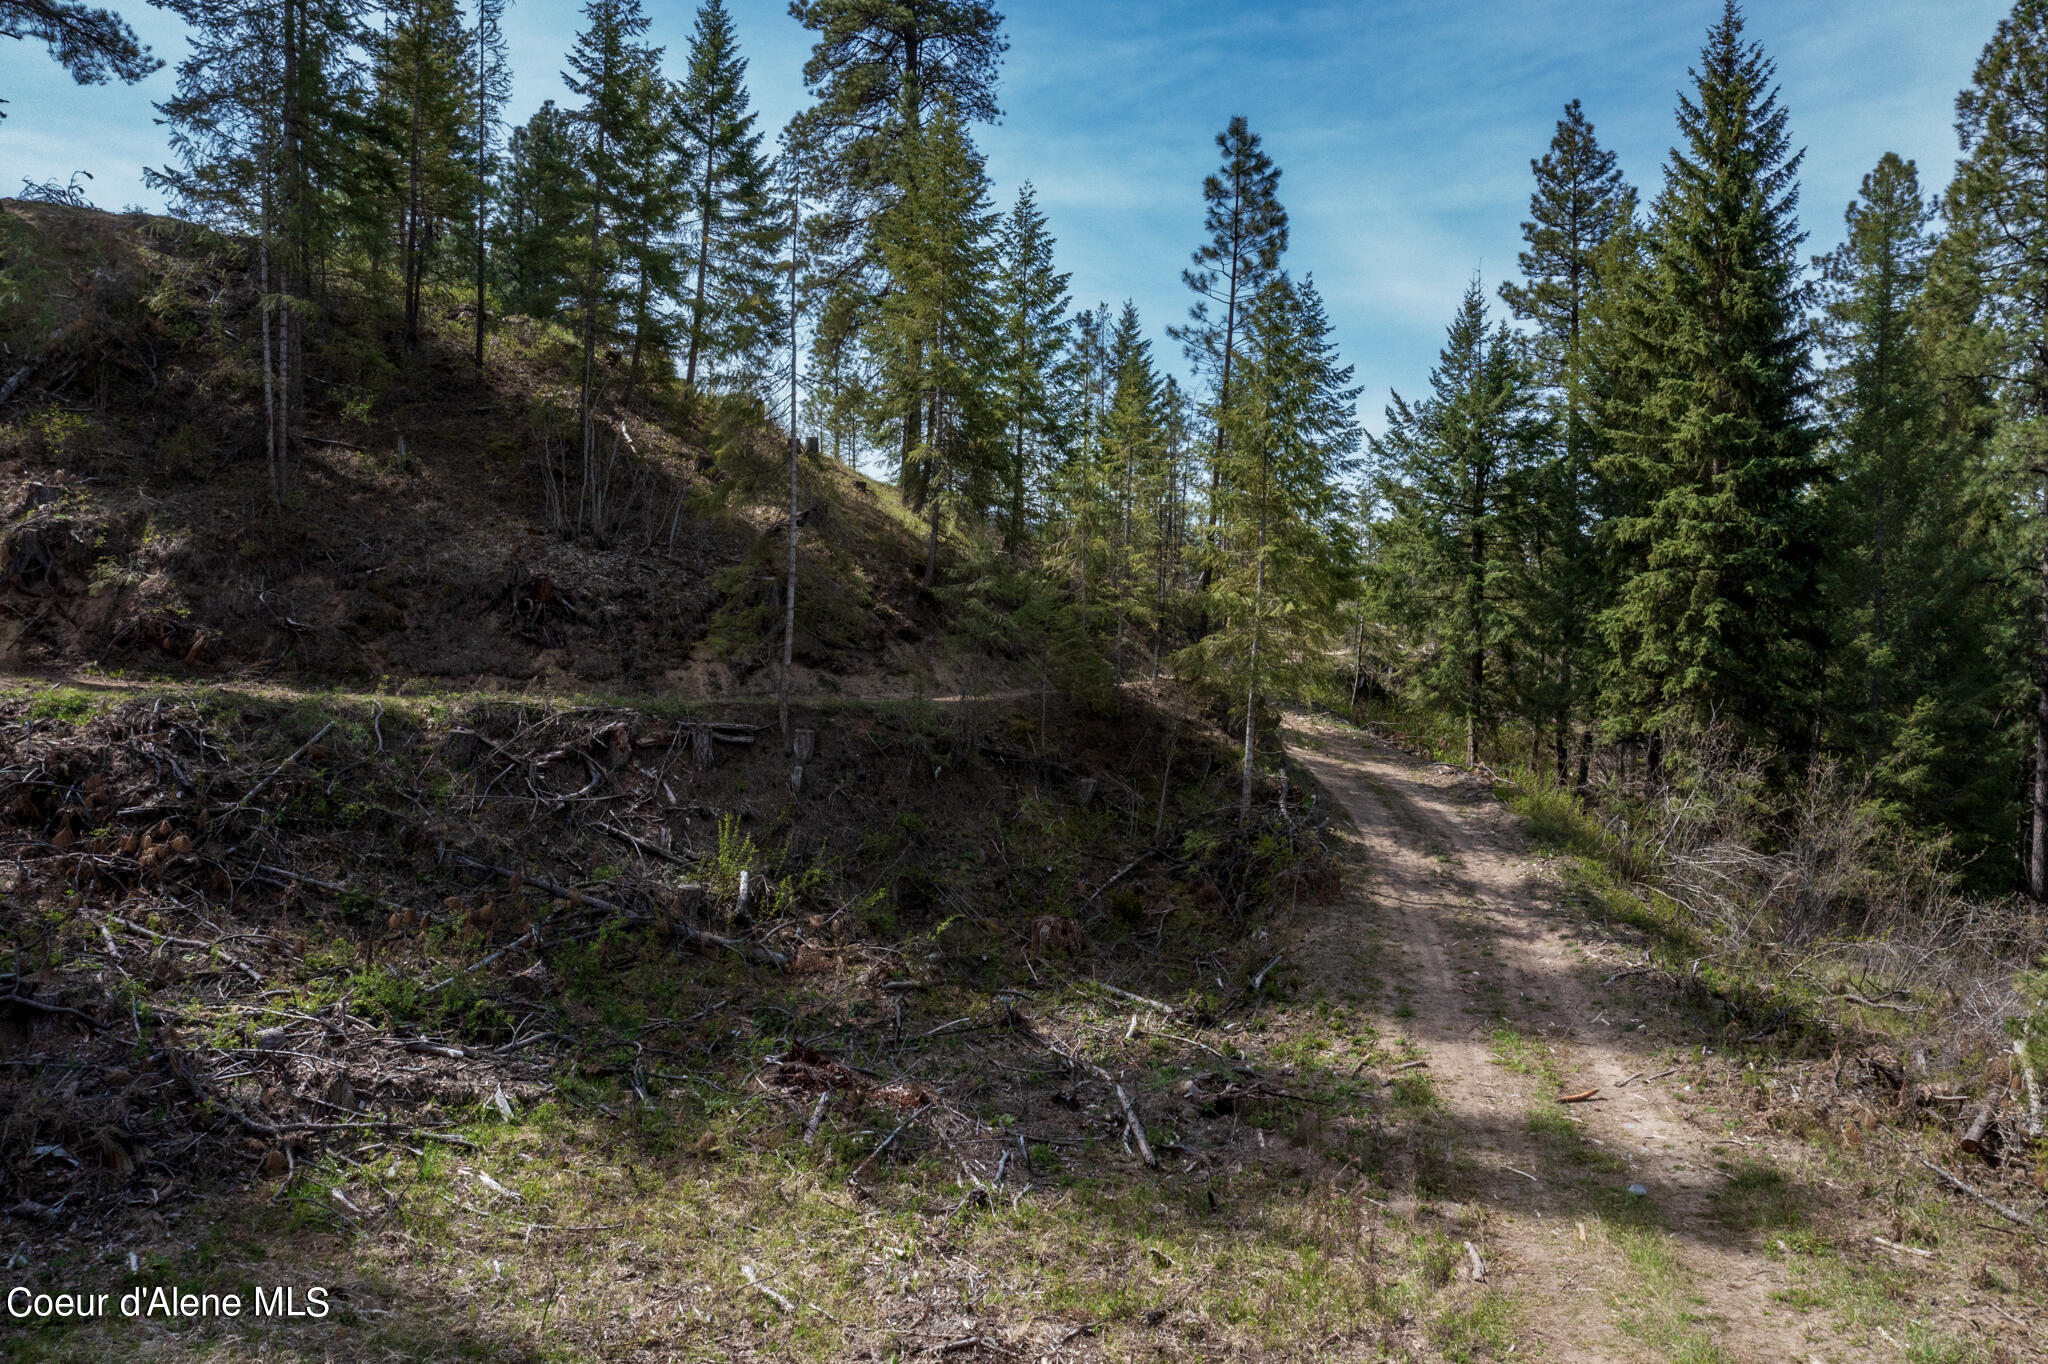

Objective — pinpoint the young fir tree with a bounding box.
[1818,152,2018,868]
[499,100,581,318]
[1170,116,1288,591]
[674,0,785,393]
[1372,283,1547,766]
[1500,99,1636,779]
[1179,275,1359,823]
[1596,1,1820,759]
[1947,0,2048,896]
[866,92,1000,588]
[992,181,1071,555]
[561,0,663,476]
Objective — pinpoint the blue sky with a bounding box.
[1,0,2013,433]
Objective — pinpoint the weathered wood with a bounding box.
[1960,1102,1999,1159]
[1113,1082,1158,1168]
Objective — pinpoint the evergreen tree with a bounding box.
[865,93,1000,587]
[1818,152,2019,867]
[1179,275,1359,822]
[1500,99,1635,379]
[1100,300,1165,671]
[992,182,1071,555]
[499,99,581,318]
[148,0,369,501]
[1151,375,1199,642]
[675,0,784,393]
[467,0,511,367]
[1,0,159,117]
[1596,1,1820,756]
[561,0,663,474]
[373,0,477,352]
[788,0,1007,471]
[787,0,1006,189]
[611,62,685,397]
[1373,283,1547,765]
[1949,0,2048,895]
[1170,116,1288,591]
[1501,100,1636,779]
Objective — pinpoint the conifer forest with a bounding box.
[6,1,2048,1359]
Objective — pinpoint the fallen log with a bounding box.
[1960,1103,2000,1162]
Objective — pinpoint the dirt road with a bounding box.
[1283,713,1904,1363]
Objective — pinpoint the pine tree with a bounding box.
[611,62,685,398]
[148,0,369,501]
[561,0,663,478]
[1818,152,2019,867]
[499,100,581,318]
[1100,300,1165,671]
[675,0,784,393]
[373,0,477,352]
[1948,0,2048,895]
[865,92,1000,588]
[1170,116,1288,594]
[1596,0,1820,756]
[1499,99,1635,380]
[468,0,511,368]
[1501,100,1636,779]
[1179,275,1359,823]
[1151,375,1199,643]
[788,0,1007,472]
[1,0,160,117]
[787,0,1006,190]
[1373,283,1547,765]
[992,182,1071,555]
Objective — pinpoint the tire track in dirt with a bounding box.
[1283,715,1876,1363]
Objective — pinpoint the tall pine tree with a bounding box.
[1596,1,1820,758]
[992,181,1071,555]
[1171,116,1288,595]
[1948,0,2048,895]
[1373,283,1548,766]
[1180,275,1359,822]
[675,0,784,393]
[1818,152,2020,869]
[1501,99,1636,779]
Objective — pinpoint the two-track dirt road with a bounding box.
[1283,713,1940,1363]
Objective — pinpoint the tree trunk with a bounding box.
[474,5,487,370]
[781,188,800,743]
[2032,480,2048,900]
[685,121,715,389]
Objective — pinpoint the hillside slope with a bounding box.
[0,199,983,697]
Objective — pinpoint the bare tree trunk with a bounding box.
[260,202,280,504]
[685,128,714,390]
[780,188,800,745]
[474,0,489,370]
[2032,479,2048,900]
